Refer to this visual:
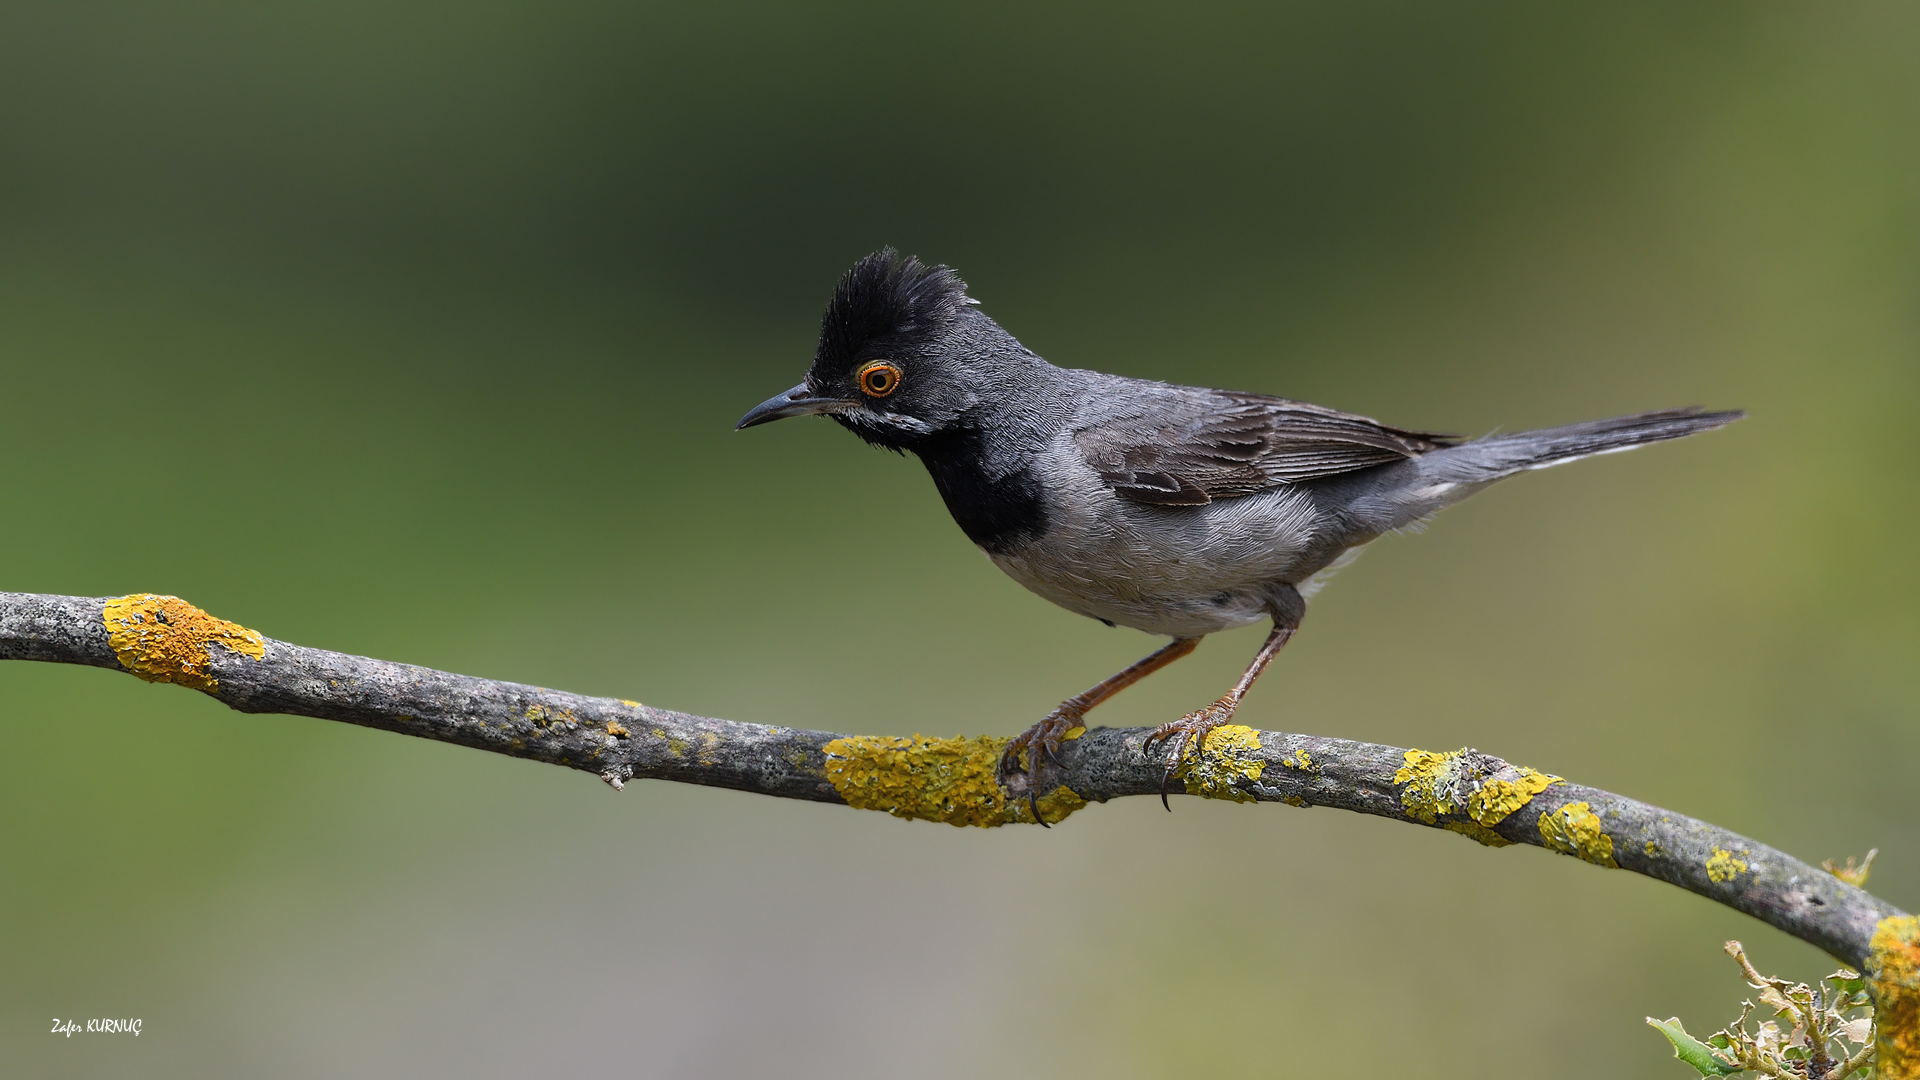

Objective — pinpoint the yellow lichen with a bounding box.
[524,703,579,732]
[606,720,630,738]
[1537,801,1617,868]
[1705,847,1748,884]
[102,594,265,693]
[1395,750,1568,836]
[1177,725,1266,803]
[1394,748,1468,824]
[822,734,1083,827]
[1025,785,1089,825]
[1443,821,1513,847]
[1466,767,1561,827]
[1281,795,1308,808]
[1276,747,1315,771]
[1644,840,1662,857]
[1866,914,1920,1079]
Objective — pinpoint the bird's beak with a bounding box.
[735,382,852,430]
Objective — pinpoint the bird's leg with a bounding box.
[1001,637,1201,825]
[1141,621,1297,809]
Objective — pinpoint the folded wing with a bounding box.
[1075,388,1455,506]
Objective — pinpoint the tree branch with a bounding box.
[4,590,1915,1071]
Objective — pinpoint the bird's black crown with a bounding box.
[811,248,972,381]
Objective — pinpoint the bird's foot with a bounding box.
[998,706,1088,827]
[1140,698,1240,810]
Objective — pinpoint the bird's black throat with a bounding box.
[914,428,1048,555]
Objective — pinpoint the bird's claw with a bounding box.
[1000,707,1087,828]
[1141,699,1238,811]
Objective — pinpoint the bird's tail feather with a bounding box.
[1420,407,1744,484]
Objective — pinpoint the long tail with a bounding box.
[1421,406,1745,484]
[1330,407,1743,534]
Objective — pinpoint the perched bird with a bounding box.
[739,249,1741,817]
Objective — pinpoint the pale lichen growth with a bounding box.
[1706,847,1748,884]
[1537,800,1617,868]
[1867,914,1919,1079]
[822,734,1083,827]
[1176,724,1266,803]
[1648,940,1879,1079]
[1824,849,1878,888]
[103,594,265,693]
[1466,767,1560,827]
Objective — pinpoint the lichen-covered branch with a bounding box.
[3,591,1914,1072]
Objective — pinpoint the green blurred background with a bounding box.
[2,1,1915,1075]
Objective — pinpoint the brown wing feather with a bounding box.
[1077,390,1456,506]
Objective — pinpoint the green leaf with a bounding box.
[1647,1017,1745,1076]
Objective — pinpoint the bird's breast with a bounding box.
[981,439,1331,636]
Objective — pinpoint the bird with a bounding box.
[738,248,1741,819]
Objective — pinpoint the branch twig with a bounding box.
[3,590,1915,1069]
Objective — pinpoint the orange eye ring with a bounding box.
[855,360,902,398]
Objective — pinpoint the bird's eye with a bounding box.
[855,360,902,398]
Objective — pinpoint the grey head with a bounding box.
[735,249,1068,457]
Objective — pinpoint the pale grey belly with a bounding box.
[988,483,1335,638]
